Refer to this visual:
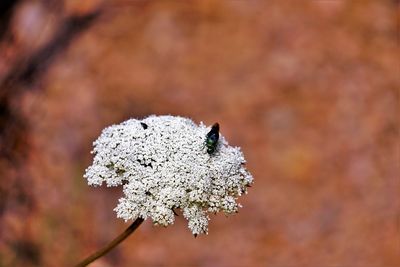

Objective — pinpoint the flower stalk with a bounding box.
[74,218,144,267]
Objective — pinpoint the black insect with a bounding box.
[140,122,148,129]
[205,123,219,154]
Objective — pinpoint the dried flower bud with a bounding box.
[84,115,253,235]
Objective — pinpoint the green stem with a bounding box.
[74,218,144,267]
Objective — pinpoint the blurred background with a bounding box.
[0,0,399,266]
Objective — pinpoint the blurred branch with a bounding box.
[0,8,101,92]
[0,0,19,38]
[0,6,103,265]
[0,6,102,162]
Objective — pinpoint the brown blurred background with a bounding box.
[0,1,399,267]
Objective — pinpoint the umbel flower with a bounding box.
[84,115,253,236]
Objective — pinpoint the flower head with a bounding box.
[84,115,253,235]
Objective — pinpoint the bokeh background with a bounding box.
[0,0,399,266]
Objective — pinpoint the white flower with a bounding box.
[84,115,253,235]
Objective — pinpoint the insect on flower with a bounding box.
[84,116,253,236]
[205,123,220,154]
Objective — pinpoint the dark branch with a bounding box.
[1,9,101,89]
[0,0,20,38]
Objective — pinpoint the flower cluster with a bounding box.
[84,115,253,235]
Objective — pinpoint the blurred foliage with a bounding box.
[0,0,399,267]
